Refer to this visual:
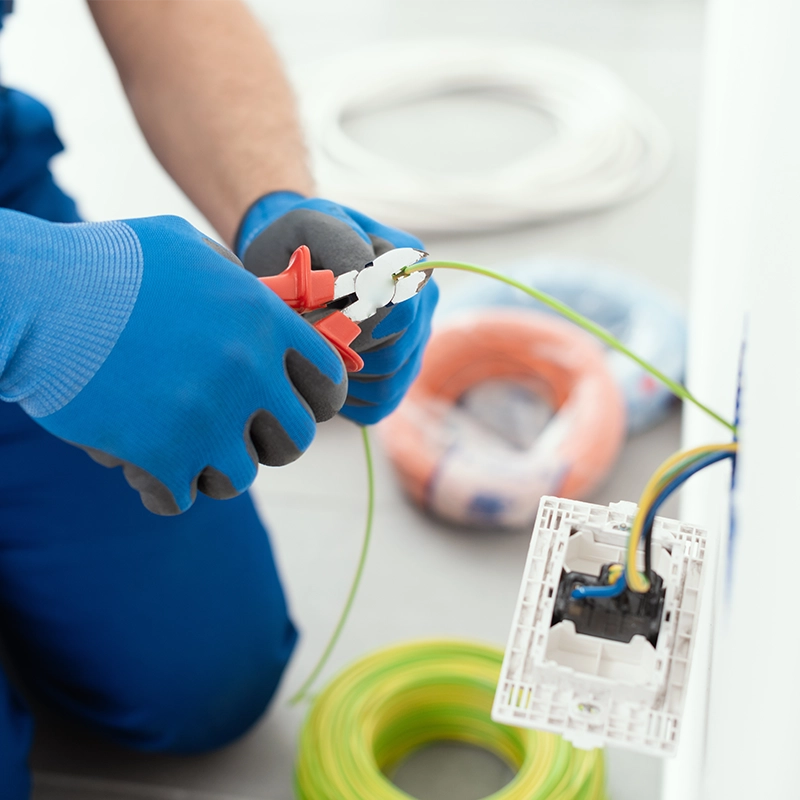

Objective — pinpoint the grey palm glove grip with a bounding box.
[0,211,347,516]
[236,196,425,355]
[236,193,438,425]
[78,344,346,516]
[241,210,397,353]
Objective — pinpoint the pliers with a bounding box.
[258,245,431,372]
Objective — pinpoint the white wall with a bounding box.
[666,0,800,797]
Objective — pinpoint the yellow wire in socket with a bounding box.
[295,640,607,800]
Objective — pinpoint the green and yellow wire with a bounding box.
[606,563,624,585]
[290,425,375,705]
[400,260,736,435]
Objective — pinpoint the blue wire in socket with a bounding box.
[571,571,628,600]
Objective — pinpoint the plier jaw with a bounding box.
[258,245,429,373]
[332,247,430,323]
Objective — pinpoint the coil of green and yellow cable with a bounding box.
[296,640,607,800]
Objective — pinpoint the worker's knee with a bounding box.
[112,612,298,754]
[160,615,298,753]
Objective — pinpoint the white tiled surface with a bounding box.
[0,1,703,798]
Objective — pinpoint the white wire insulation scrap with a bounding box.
[298,41,672,233]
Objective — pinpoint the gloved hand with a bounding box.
[0,210,346,515]
[236,191,439,425]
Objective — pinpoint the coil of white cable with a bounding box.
[298,40,671,233]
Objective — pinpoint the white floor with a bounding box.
[0,1,704,798]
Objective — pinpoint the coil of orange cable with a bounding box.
[380,310,626,528]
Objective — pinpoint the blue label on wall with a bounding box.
[726,331,745,601]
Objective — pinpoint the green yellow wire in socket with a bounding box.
[295,640,607,800]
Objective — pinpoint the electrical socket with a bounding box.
[492,496,706,756]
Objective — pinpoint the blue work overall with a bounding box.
[0,8,297,797]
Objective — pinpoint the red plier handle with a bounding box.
[258,245,364,373]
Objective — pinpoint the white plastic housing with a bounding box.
[492,496,706,756]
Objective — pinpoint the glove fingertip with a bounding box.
[196,465,243,501]
[121,462,191,516]
[246,408,305,466]
[340,400,391,426]
[285,347,347,422]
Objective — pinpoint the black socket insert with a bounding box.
[551,564,666,647]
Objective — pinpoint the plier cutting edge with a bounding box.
[258,245,431,372]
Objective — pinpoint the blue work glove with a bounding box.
[236,191,438,425]
[0,210,346,515]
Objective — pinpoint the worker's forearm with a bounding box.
[88,0,312,246]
